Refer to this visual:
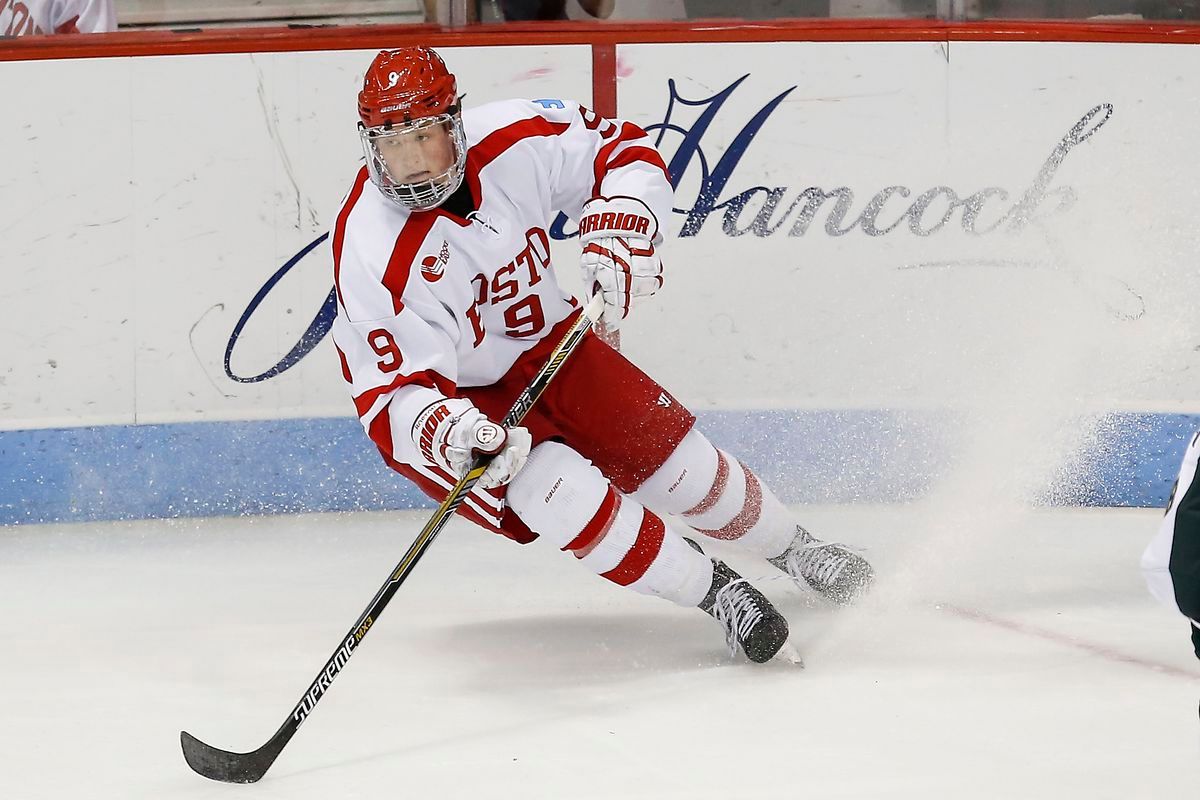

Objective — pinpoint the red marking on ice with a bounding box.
[940,603,1199,680]
[616,57,633,79]
[513,67,553,82]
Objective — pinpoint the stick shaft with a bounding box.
[182,296,603,783]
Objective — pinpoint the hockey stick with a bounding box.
[180,294,605,783]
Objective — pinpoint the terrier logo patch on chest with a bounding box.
[420,240,452,282]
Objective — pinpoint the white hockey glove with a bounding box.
[412,398,532,490]
[578,196,663,330]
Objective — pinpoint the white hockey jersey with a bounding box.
[331,98,673,477]
[0,0,115,36]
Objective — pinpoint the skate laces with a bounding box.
[782,530,852,589]
[711,578,765,657]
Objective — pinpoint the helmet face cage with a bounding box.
[360,113,467,211]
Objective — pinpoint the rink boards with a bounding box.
[3,33,1200,523]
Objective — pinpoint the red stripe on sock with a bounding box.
[683,451,730,517]
[602,511,666,586]
[564,487,620,555]
[693,462,763,541]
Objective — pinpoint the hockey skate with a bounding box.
[699,560,790,663]
[768,526,874,605]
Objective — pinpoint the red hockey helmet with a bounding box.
[357,47,467,211]
[358,47,459,129]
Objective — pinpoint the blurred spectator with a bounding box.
[1134,0,1200,17]
[683,0,830,16]
[423,0,480,23]
[1,0,115,36]
[499,0,613,19]
[570,0,685,17]
[423,0,665,23]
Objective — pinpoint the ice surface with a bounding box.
[1,507,1196,799]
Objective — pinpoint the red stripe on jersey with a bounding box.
[418,461,506,522]
[601,510,666,586]
[592,121,649,197]
[55,15,80,34]
[332,167,371,308]
[604,145,670,183]
[352,369,456,419]
[368,405,394,460]
[387,461,506,534]
[693,462,763,541]
[424,460,504,515]
[564,486,620,554]
[382,212,440,315]
[684,451,730,517]
[335,344,353,384]
[466,116,571,203]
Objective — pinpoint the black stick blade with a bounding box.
[180,730,282,784]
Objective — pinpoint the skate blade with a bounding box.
[773,641,805,668]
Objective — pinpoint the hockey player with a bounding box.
[330,46,874,663]
[1142,430,1200,662]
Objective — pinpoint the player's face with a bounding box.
[373,119,457,185]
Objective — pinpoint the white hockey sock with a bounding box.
[507,442,713,607]
[634,430,797,560]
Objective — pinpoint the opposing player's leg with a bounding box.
[1142,430,1200,660]
[505,441,789,662]
[633,429,874,605]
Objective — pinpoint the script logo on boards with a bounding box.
[229,79,1116,385]
[549,77,1113,241]
[652,78,1113,239]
